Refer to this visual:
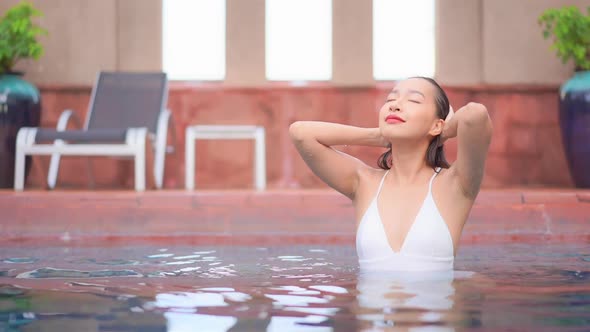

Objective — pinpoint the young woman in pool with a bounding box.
[290,77,492,272]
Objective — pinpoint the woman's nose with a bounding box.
[389,102,400,112]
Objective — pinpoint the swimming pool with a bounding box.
[1,242,588,331]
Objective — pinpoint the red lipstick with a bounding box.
[385,114,405,124]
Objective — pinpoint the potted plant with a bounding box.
[539,6,590,188]
[0,1,46,188]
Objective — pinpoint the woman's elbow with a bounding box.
[289,121,308,142]
[464,103,492,131]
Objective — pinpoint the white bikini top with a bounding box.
[356,168,455,272]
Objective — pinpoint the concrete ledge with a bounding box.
[1,189,589,244]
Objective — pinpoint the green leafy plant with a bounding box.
[539,6,590,71]
[0,1,47,74]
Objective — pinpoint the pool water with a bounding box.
[0,243,589,331]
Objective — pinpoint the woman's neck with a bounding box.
[388,140,433,184]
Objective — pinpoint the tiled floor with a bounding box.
[1,189,589,245]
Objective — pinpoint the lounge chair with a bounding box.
[13,72,174,191]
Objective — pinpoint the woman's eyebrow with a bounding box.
[408,90,425,98]
[389,89,425,98]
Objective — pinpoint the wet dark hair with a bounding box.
[377,76,451,171]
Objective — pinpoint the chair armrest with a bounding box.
[56,109,83,131]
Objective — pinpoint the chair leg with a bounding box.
[48,110,86,189]
[14,147,26,191]
[47,152,61,189]
[185,128,195,190]
[14,128,35,191]
[254,127,266,191]
[131,129,147,192]
[153,136,165,189]
[134,156,145,191]
[154,111,170,189]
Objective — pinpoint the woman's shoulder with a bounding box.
[352,166,386,205]
[356,166,387,193]
[358,166,386,182]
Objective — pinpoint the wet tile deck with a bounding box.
[1,189,589,245]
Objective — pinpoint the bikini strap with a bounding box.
[428,167,442,193]
[375,170,390,197]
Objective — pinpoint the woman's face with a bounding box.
[378,78,443,143]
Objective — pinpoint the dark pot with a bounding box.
[0,73,42,188]
[559,70,590,188]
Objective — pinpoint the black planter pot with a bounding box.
[559,70,590,188]
[0,73,42,188]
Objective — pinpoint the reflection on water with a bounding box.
[0,244,589,331]
[355,270,472,331]
[16,267,142,279]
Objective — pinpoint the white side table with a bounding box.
[185,125,266,190]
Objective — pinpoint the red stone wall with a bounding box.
[26,83,572,190]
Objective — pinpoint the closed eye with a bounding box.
[409,100,421,104]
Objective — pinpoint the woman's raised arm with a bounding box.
[289,121,387,199]
[442,102,493,198]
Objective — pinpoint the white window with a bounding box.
[266,0,332,81]
[373,0,435,80]
[163,0,226,81]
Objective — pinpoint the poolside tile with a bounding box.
[301,191,351,207]
[247,191,304,207]
[576,192,590,202]
[138,192,193,208]
[543,203,590,226]
[1,189,590,244]
[193,191,251,207]
[474,190,523,205]
[21,191,141,208]
[522,191,579,204]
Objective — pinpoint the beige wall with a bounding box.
[481,0,590,85]
[332,0,373,86]
[436,0,590,85]
[435,0,483,85]
[3,0,589,86]
[0,0,161,85]
[116,0,162,73]
[225,0,266,86]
